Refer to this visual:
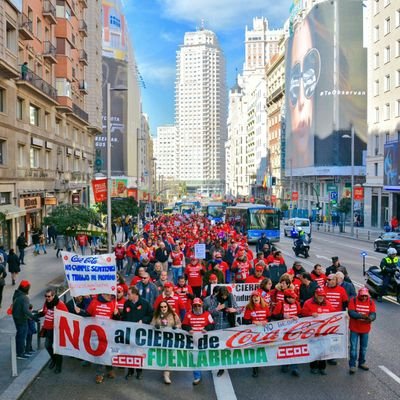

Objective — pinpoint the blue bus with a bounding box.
[225,203,280,243]
[206,202,226,224]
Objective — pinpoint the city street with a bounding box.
[17,230,400,400]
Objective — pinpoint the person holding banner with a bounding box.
[151,301,181,384]
[257,278,273,308]
[301,287,334,375]
[182,298,215,385]
[122,286,153,381]
[36,289,68,374]
[243,291,271,378]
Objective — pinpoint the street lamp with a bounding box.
[342,125,355,236]
[151,157,157,213]
[106,83,127,252]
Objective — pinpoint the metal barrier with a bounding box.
[311,222,382,242]
[10,286,71,377]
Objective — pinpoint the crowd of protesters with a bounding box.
[9,213,376,386]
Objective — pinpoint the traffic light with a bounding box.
[316,202,322,210]
[271,177,276,186]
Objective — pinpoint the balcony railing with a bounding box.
[43,41,56,57]
[18,14,34,40]
[19,67,57,100]
[79,20,88,36]
[72,103,89,122]
[79,80,88,93]
[79,49,88,64]
[43,1,57,24]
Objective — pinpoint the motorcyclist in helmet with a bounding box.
[294,227,307,248]
[378,247,399,302]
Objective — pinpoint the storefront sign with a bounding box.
[72,194,80,204]
[54,311,348,370]
[19,196,41,210]
[92,179,107,203]
[292,192,299,201]
[354,187,364,200]
[44,197,57,206]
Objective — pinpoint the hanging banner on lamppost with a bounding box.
[354,187,364,200]
[92,178,108,203]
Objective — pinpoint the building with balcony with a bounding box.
[0,0,97,248]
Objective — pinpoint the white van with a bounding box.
[283,218,311,237]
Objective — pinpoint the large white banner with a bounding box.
[54,310,348,370]
[61,252,117,297]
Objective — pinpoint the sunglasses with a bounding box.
[289,48,321,106]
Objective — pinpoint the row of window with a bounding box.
[374,100,400,122]
[373,69,400,95]
[374,0,399,17]
[373,9,400,42]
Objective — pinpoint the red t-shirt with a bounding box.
[184,263,204,288]
[42,301,68,330]
[245,275,264,284]
[348,297,376,333]
[273,301,301,319]
[174,284,194,310]
[243,304,270,323]
[310,271,327,288]
[87,296,117,319]
[301,298,334,316]
[153,293,185,313]
[182,311,214,331]
[325,286,348,312]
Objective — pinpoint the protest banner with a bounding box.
[194,243,206,259]
[61,252,117,297]
[212,283,260,324]
[54,310,348,370]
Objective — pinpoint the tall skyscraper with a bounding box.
[175,27,227,196]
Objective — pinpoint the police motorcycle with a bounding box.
[365,248,400,303]
[292,228,311,258]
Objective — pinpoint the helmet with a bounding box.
[387,247,397,256]
[296,227,303,232]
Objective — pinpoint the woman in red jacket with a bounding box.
[243,291,271,378]
[37,289,68,373]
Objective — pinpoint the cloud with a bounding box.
[158,0,292,31]
[139,62,176,87]
[160,31,178,43]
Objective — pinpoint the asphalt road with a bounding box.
[20,231,400,400]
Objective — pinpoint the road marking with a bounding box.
[379,366,400,385]
[366,255,380,261]
[351,281,399,305]
[213,370,237,400]
[316,255,330,261]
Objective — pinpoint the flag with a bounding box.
[262,175,267,189]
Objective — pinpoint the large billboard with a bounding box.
[102,0,127,61]
[94,57,128,176]
[285,0,367,176]
[383,142,400,190]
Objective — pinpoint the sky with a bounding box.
[124,0,292,136]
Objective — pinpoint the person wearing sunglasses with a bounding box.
[151,301,181,384]
[287,19,321,169]
[36,289,68,374]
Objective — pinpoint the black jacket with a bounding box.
[299,281,319,306]
[12,289,35,324]
[121,297,153,324]
[155,247,169,263]
[7,253,20,273]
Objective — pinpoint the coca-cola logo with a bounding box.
[225,314,343,349]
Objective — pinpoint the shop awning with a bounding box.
[0,204,27,220]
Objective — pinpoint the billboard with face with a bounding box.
[285,0,367,176]
[383,142,400,189]
[94,57,128,176]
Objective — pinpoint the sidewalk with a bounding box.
[0,244,66,400]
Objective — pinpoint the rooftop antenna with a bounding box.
[200,19,205,30]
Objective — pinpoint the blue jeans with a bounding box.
[14,321,28,356]
[34,244,40,253]
[18,248,25,263]
[172,267,183,285]
[193,370,201,381]
[381,275,391,296]
[349,331,369,367]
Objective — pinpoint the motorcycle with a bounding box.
[292,237,311,258]
[365,265,400,303]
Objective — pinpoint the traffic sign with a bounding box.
[330,191,338,201]
[360,251,367,257]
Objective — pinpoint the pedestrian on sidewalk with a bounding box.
[55,234,65,258]
[32,230,40,255]
[16,232,27,265]
[7,248,20,285]
[0,262,7,308]
[25,304,37,354]
[11,280,38,360]
[39,231,47,254]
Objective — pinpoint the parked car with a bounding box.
[283,218,311,237]
[373,232,400,253]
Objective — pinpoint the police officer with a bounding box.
[378,247,399,302]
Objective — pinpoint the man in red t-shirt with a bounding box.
[114,243,126,272]
[153,282,185,315]
[184,257,204,297]
[348,287,376,375]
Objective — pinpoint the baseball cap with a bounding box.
[251,290,261,297]
[209,274,218,281]
[193,298,203,305]
[164,282,174,289]
[20,280,31,288]
[255,265,264,272]
[117,285,124,293]
[315,287,326,296]
[358,287,370,297]
[284,289,297,299]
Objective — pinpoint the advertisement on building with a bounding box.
[383,142,400,190]
[285,0,367,176]
[111,178,127,198]
[102,0,127,61]
[95,56,128,176]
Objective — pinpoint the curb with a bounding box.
[0,349,49,400]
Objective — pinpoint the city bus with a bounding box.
[206,202,226,224]
[178,201,201,215]
[225,203,280,243]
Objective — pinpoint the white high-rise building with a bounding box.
[175,28,227,196]
[154,125,179,180]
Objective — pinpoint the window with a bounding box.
[384,46,391,63]
[384,17,391,35]
[29,147,40,168]
[374,134,379,155]
[374,79,379,96]
[36,18,42,41]
[384,74,390,91]
[385,103,390,120]
[16,98,23,120]
[45,112,50,131]
[0,140,5,165]
[6,22,17,52]
[55,78,71,97]
[375,107,380,123]
[396,9,400,27]
[396,39,400,58]
[29,105,39,126]
[0,88,5,113]
[18,144,25,167]
[374,52,379,68]
[374,163,378,176]
[374,0,379,15]
[383,0,390,7]
[396,100,400,118]
[374,25,380,42]
[55,118,61,136]
[45,151,51,169]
